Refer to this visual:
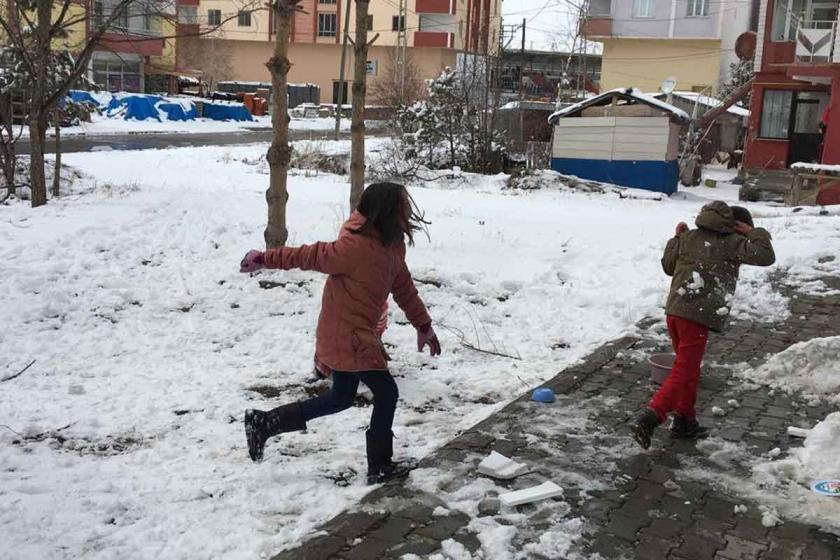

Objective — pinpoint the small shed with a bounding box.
[548,88,689,194]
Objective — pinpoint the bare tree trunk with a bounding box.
[1,149,15,195]
[29,117,47,207]
[264,0,301,248]
[0,94,17,196]
[52,111,61,197]
[28,0,52,208]
[349,0,374,212]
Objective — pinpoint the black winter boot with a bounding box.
[631,408,662,450]
[670,415,709,440]
[244,402,306,462]
[365,430,414,485]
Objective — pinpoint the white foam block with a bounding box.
[477,451,530,480]
[787,426,811,438]
[499,481,564,507]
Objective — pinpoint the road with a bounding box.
[19,127,364,154]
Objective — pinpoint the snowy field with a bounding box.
[30,115,352,137]
[2,144,840,559]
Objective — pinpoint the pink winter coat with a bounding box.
[263,211,431,372]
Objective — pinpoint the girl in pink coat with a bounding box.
[239,182,441,484]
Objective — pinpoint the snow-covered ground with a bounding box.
[2,145,840,559]
[25,115,353,138]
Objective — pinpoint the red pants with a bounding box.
[648,316,709,422]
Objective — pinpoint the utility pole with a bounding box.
[518,18,525,102]
[395,0,407,97]
[334,0,353,140]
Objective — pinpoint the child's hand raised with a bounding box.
[675,222,689,236]
[734,221,753,235]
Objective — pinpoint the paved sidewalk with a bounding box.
[273,280,840,560]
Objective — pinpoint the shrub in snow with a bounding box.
[396,67,506,174]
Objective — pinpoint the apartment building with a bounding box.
[88,1,178,92]
[743,0,840,170]
[583,0,759,93]
[182,0,501,103]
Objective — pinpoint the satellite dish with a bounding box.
[735,31,757,61]
[661,77,677,95]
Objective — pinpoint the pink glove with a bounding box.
[240,250,265,273]
[417,323,441,356]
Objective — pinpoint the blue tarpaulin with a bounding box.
[158,102,198,121]
[106,96,162,121]
[66,90,101,107]
[202,102,254,122]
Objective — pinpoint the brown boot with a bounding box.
[631,408,662,450]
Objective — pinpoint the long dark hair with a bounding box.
[353,182,429,246]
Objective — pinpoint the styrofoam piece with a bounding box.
[787,426,811,438]
[499,481,563,507]
[477,451,529,480]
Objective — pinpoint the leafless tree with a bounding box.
[369,48,426,110]
[264,0,303,248]
[348,0,378,212]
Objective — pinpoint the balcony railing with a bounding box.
[580,16,612,38]
[416,0,453,14]
[795,19,838,63]
[414,31,455,48]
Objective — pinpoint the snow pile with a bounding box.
[748,413,840,531]
[684,415,840,533]
[737,337,840,404]
[755,413,840,486]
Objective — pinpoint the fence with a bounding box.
[526,141,551,169]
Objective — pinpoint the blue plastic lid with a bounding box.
[532,387,556,403]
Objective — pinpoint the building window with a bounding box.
[366,14,374,31]
[115,6,130,28]
[177,5,197,25]
[632,0,653,18]
[392,15,405,31]
[772,0,805,41]
[687,0,709,17]
[238,11,252,27]
[319,0,337,4]
[588,0,612,16]
[208,9,222,26]
[759,90,793,139]
[92,55,143,93]
[318,13,337,37]
[93,1,104,28]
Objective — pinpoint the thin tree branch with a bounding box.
[1,359,35,382]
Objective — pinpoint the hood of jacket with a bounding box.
[695,201,735,234]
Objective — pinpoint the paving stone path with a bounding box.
[273,280,840,560]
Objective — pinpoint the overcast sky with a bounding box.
[500,0,579,52]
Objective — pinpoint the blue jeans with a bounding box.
[300,370,398,437]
